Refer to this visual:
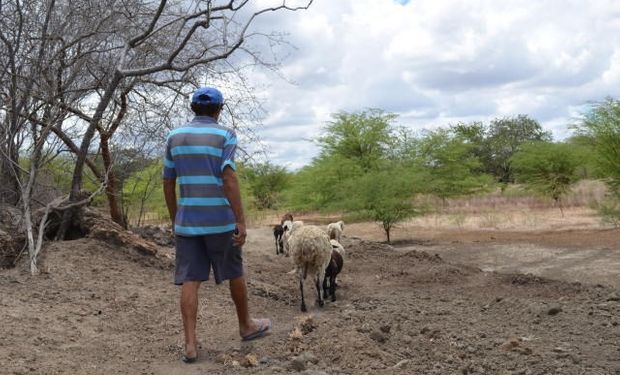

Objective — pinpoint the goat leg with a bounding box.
[323,275,329,300]
[316,270,325,307]
[330,274,337,302]
[300,278,307,312]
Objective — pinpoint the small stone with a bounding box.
[289,357,307,372]
[242,353,259,368]
[370,330,388,343]
[607,293,620,302]
[393,359,410,369]
[259,356,272,365]
[547,306,562,316]
[380,324,392,334]
[297,352,319,365]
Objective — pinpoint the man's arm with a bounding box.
[163,178,177,227]
[222,166,246,247]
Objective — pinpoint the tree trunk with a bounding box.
[56,73,123,240]
[0,142,20,205]
[100,134,126,228]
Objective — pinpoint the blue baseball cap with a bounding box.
[191,87,224,105]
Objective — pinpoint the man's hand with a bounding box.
[233,222,247,247]
[163,178,177,228]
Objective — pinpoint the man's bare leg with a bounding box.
[229,276,269,337]
[181,281,201,358]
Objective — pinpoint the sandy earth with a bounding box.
[344,223,620,289]
[0,224,619,374]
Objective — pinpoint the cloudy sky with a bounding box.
[241,0,620,169]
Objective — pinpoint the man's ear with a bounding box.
[215,104,224,120]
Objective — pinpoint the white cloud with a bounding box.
[239,0,620,169]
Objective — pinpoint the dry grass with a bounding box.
[129,180,611,232]
[427,180,608,215]
[409,206,601,231]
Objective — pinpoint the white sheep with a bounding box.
[287,224,332,312]
[282,220,304,256]
[327,220,345,242]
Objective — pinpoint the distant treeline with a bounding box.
[240,99,620,239]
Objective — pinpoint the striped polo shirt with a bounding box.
[163,116,237,236]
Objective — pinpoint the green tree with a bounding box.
[317,109,396,171]
[453,116,551,184]
[577,98,620,197]
[576,98,620,225]
[284,155,363,211]
[242,162,290,210]
[511,142,580,216]
[285,109,397,211]
[340,166,422,243]
[487,115,552,183]
[564,135,599,179]
[417,129,492,202]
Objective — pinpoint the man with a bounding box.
[163,87,271,363]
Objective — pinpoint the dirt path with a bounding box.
[1,226,619,374]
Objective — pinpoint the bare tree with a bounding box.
[1,0,314,247]
[52,0,314,238]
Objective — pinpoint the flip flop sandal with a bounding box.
[241,319,272,342]
[181,354,197,364]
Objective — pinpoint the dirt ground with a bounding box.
[0,223,619,374]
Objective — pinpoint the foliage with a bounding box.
[286,109,427,241]
[283,155,363,212]
[417,129,492,202]
[511,142,580,214]
[564,135,600,179]
[242,162,290,210]
[317,109,397,171]
[577,97,620,198]
[122,161,164,226]
[596,199,620,228]
[453,115,551,183]
[340,166,422,243]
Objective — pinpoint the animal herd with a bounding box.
[273,215,346,312]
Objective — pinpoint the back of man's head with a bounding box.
[191,86,224,117]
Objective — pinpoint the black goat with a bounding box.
[273,224,284,255]
[323,248,343,302]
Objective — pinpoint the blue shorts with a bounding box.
[174,231,243,285]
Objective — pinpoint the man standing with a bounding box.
[163,87,271,363]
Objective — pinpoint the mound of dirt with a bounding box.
[132,224,175,247]
[74,207,162,257]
